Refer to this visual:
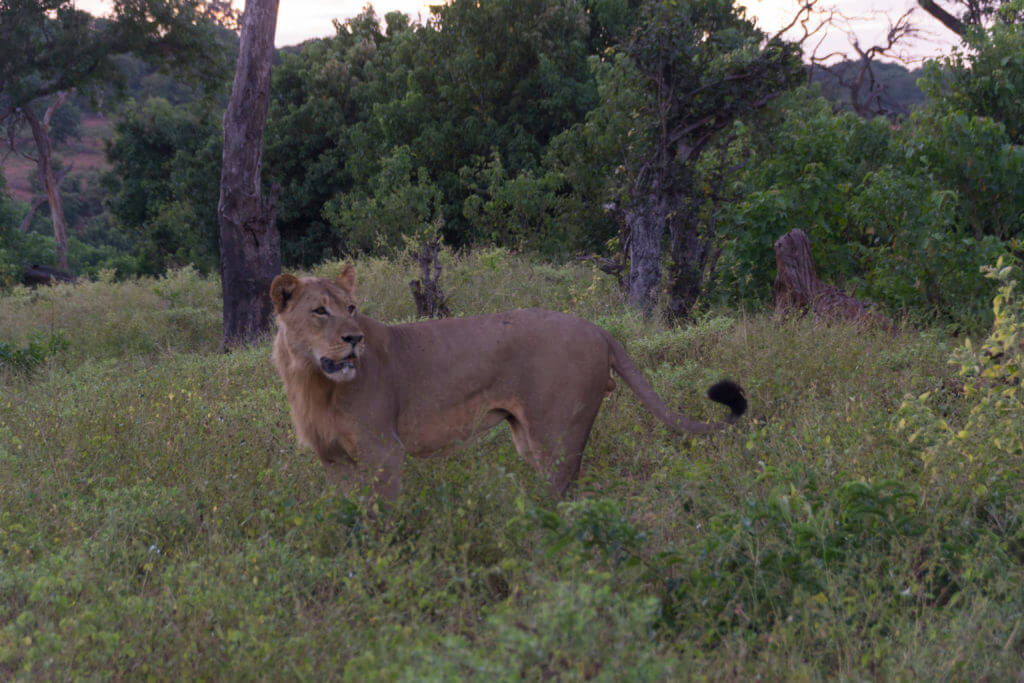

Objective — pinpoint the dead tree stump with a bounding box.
[576,253,626,289]
[773,229,892,330]
[409,238,450,319]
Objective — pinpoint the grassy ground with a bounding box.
[2,252,1023,680]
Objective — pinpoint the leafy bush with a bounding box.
[899,258,1024,521]
[103,97,223,275]
[716,89,1010,329]
[920,4,1024,144]
[0,332,69,373]
[322,146,444,255]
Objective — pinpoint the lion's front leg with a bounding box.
[315,446,364,494]
[366,449,404,502]
[316,442,405,503]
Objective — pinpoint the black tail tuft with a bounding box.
[707,380,747,417]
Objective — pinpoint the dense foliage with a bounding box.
[2,0,1024,328]
[713,90,1012,328]
[104,98,223,274]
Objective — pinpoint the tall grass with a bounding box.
[2,251,1023,679]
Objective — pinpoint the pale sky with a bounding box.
[74,0,962,61]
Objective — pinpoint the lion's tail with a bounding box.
[602,332,746,435]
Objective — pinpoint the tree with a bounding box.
[807,9,920,121]
[217,0,281,348]
[263,0,620,260]
[0,0,224,270]
[918,0,1023,36]
[337,0,606,248]
[264,7,402,265]
[104,97,223,273]
[920,1,1024,143]
[714,87,1010,329]
[606,0,804,314]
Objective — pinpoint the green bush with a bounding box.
[0,332,69,374]
[898,258,1024,540]
[716,89,1010,329]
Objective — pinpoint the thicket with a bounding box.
[3,253,1024,678]
[6,0,1022,329]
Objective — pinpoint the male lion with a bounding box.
[270,265,746,501]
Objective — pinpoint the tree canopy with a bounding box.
[3,0,1024,330]
[0,0,228,269]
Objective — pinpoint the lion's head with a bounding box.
[270,265,366,383]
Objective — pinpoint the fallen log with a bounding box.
[22,263,77,287]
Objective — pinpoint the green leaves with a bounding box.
[322,146,443,254]
[715,86,1013,328]
[921,15,1024,144]
[0,332,68,374]
[896,259,1024,559]
[104,97,222,274]
[262,0,613,259]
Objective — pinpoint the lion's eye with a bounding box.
[313,306,328,316]
[347,304,356,315]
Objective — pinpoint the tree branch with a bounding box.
[917,0,967,36]
[42,90,71,127]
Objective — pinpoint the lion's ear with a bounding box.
[270,274,302,313]
[336,264,356,293]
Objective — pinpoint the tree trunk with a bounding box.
[625,193,666,313]
[408,237,450,319]
[217,0,282,349]
[22,92,71,270]
[19,164,72,234]
[666,201,713,321]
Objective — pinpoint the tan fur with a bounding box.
[270,265,743,500]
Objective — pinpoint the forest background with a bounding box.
[3,0,1023,330]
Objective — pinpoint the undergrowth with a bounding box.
[2,251,1023,679]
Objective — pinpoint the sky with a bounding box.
[75,0,963,62]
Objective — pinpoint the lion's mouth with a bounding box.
[320,355,357,380]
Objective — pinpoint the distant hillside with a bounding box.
[811,60,926,116]
[2,27,238,208]
[4,114,112,204]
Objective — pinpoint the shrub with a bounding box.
[0,332,69,374]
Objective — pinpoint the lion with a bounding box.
[270,265,746,501]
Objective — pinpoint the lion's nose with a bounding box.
[343,334,363,346]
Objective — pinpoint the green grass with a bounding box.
[2,251,1024,679]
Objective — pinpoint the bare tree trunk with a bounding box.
[625,193,666,312]
[666,200,715,320]
[22,92,71,270]
[19,164,72,233]
[18,195,50,234]
[217,0,282,349]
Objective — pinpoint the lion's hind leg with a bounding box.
[506,402,602,498]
